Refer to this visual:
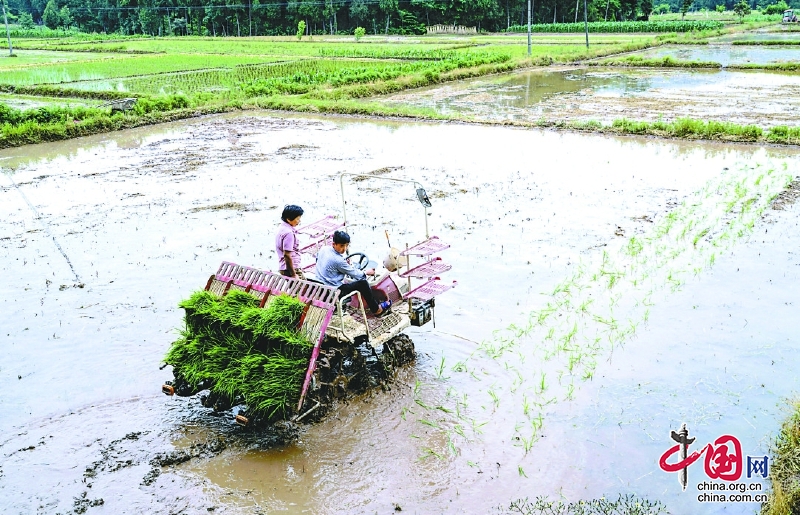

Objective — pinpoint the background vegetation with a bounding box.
[2,0,793,38]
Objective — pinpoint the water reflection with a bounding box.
[381,66,800,126]
[638,44,800,66]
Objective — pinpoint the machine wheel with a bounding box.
[384,333,415,367]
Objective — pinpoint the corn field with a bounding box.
[505,20,724,33]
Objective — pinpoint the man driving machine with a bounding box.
[315,230,391,316]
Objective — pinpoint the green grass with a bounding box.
[591,55,722,67]
[731,40,800,45]
[761,400,800,515]
[727,62,800,71]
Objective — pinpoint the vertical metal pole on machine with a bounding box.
[2,0,12,56]
[584,0,589,48]
[527,0,532,56]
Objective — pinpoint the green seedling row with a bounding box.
[406,162,795,460]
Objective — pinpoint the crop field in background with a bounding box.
[0,53,292,87]
[0,34,654,101]
[1,23,798,148]
[15,38,474,55]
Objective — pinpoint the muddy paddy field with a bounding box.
[1,112,800,514]
[380,44,800,129]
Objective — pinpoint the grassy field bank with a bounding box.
[761,401,800,515]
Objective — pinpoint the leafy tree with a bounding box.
[763,0,788,14]
[349,0,368,23]
[680,0,692,17]
[59,5,72,28]
[296,18,304,38]
[410,0,443,26]
[42,0,59,28]
[138,8,160,35]
[733,0,750,18]
[172,16,187,34]
[620,0,638,20]
[640,0,653,18]
[379,0,396,33]
[715,3,725,11]
[354,25,365,39]
[18,11,34,28]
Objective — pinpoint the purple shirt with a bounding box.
[275,221,300,272]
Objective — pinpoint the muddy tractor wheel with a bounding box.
[384,334,415,367]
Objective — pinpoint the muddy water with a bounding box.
[381,66,800,127]
[1,113,800,514]
[637,44,800,65]
[0,93,102,110]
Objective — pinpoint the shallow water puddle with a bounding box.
[1,113,799,513]
[381,66,800,127]
[636,44,800,66]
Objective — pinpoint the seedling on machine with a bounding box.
[161,173,457,427]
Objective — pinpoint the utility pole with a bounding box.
[1,0,12,56]
[584,0,589,48]
[527,0,531,56]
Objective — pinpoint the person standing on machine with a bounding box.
[276,204,303,279]
[315,230,391,316]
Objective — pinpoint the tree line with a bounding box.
[4,0,793,36]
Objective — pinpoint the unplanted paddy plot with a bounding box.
[635,44,800,66]
[0,92,105,110]
[711,30,800,43]
[0,49,127,68]
[381,66,800,127]
[1,114,800,514]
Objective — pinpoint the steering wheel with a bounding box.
[345,252,369,271]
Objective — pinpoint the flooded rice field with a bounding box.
[711,30,800,43]
[381,66,800,127]
[636,44,800,66]
[0,92,103,110]
[1,113,800,514]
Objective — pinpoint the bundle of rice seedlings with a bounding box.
[237,353,309,421]
[164,290,314,421]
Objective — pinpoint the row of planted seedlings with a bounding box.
[111,51,512,97]
[163,289,312,422]
[400,161,795,476]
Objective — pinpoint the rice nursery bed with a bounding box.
[164,290,311,422]
[0,53,291,87]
